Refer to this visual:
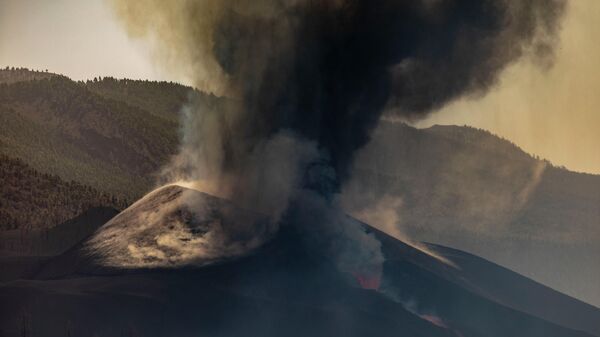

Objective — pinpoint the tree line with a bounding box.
[0,155,129,231]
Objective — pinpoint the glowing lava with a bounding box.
[352,263,382,290]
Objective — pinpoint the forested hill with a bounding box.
[0,155,127,230]
[86,77,194,122]
[0,68,194,201]
[0,68,201,230]
[0,67,58,84]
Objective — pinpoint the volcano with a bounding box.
[85,185,272,269]
[1,185,599,337]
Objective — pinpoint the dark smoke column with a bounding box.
[104,0,566,281]
[110,0,566,197]
[213,0,566,194]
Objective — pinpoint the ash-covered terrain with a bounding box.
[86,185,271,268]
[1,185,599,337]
[1,2,598,336]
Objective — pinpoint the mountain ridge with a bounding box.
[1,67,598,306]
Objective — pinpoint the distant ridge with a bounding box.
[344,120,600,306]
[86,77,197,122]
[0,67,58,84]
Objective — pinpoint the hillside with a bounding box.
[86,77,196,122]
[0,69,182,199]
[0,155,125,231]
[345,122,600,244]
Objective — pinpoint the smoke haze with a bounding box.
[105,0,566,276]
[417,0,600,175]
[109,0,566,192]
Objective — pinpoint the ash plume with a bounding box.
[106,0,566,274]
[110,0,565,193]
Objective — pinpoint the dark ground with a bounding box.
[1,194,599,337]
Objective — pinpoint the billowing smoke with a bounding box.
[110,0,565,191]
[106,0,566,276]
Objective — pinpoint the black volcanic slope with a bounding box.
[1,186,598,337]
[424,243,600,336]
[0,206,118,283]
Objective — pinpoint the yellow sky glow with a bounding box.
[417,0,600,174]
[1,0,598,174]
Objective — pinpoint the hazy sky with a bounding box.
[416,0,600,175]
[0,0,599,174]
[0,0,166,81]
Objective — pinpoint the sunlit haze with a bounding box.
[415,0,600,175]
[1,0,598,174]
[0,0,174,82]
